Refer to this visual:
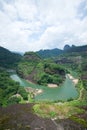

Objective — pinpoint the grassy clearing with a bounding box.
[33,102,84,119]
[33,80,87,119]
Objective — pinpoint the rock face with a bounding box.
[64,44,71,51]
[23,52,41,62]
[0,104,87,130]
[56,119,87,130]
[0,104,58,130]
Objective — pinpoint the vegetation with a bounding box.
[36,48,63,58]
[36,45,87,59]
[0,46,21,68]
[0,68,28,106]
[33,103,84,118]
[17,52,65,86]
[18,87,28,100]
[36,62,65,85]
[7,96,21,105]
[0,44,87,129]
[17,51,41,78]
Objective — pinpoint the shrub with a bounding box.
[18,87,28,100]
[7,97,21,105]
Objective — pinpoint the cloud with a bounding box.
[77,0,87,19]
[0,0,87,52]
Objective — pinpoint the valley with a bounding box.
[10,72,78,101]
[0,45,87,129]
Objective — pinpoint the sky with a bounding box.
[0,0,87,52]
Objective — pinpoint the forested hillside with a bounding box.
[53,47,87,104]
[0,46,22,68]
[36,48,63,58]
[17,52,65,86]
[0,68,28,106]
[36,45,87,59]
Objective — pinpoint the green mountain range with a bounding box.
[36,48,63,58]
[0,46,22,68]
[36,45,87,58]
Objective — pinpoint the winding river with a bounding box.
[10,72,78,101]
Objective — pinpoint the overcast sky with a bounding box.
[0,0,87,52]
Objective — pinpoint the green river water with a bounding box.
[10,73,78,101]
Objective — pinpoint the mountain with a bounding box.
[17,51,42,79]
[36,45,87,59]
[64,45,87,53]
[36,48,63,58]
[64,44,71,50]
[54,45,87,91]
[12,51,24,56]
[0,46,22,68]
[17,51,65,86]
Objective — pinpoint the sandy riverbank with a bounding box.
[67,74,78,85]
[48,84,58,88]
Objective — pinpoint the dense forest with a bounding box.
[0,46,22,68]
[17,52,66,86]
[0,47,28,106]
[0,67,28,106]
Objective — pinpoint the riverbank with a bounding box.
[10,73,78,101]
[48,84,58,88]
[25,87,43,96]
[67,74,78,85]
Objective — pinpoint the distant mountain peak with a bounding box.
[64,44,71,50]
[36,48,63,59]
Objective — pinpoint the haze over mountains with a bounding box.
[37,44,87,58]
[0,44,87,60]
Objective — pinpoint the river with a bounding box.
[10,73,78,101]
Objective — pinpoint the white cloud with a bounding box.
[0,0,87,52]
[15,0,38,21]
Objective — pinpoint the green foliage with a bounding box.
[37,74,52,85]
[80,58,87,91]
[17,53,65,86]
[0,46,21,68]
[33,104,40,113]
[49,111,56,118]
[0,68,28,106]
[17,62,35,77]
[7,97,21,105]
[17,52,41,77]
[36,62,65,85]
[18,87,28,100]
[67,98,73,102]
[82,80,87,90]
